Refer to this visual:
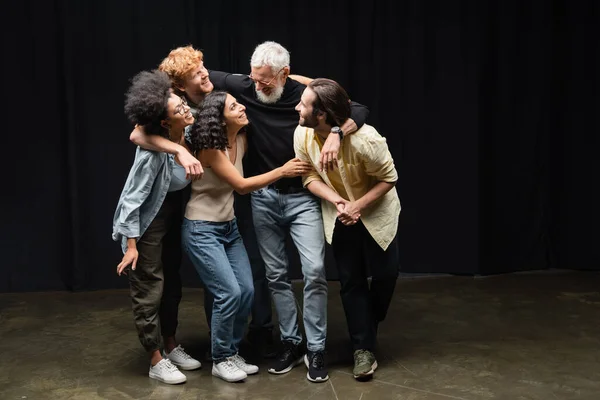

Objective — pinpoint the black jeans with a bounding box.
[332,220,399,351]
[128,190,183,352]
[203,192,273,332]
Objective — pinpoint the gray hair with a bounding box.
[250,41,290,73]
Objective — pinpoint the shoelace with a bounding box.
[160,359,179,372]
[279,344,297,361]
[171,345,192,359]
[355,350,371,365]
[231,354,247,365]
[310,352,325,369]
[221,360,239,372]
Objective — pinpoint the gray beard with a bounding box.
[255,85,284,104]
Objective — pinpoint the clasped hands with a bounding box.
[335,199,361,226]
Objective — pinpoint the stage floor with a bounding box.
[1,270,599,399]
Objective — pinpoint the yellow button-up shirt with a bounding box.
[294,124,401,250]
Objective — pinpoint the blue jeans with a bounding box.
[202,194,274,333]
[182,218,254,360]
[251,187,327,352]
[235,192,273,331]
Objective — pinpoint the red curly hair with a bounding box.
[158,45,204,88]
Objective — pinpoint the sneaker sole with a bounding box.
[353,361,378,380]
[170,361,202,371]
[211,370,247,382]
[149,372,187,385]
[242,368,260,375]
[162,351,203,371]
[306,372,329,383]
[267,356,304,375]
[303,354,329,383]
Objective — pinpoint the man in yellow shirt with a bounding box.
[293,78,401,381]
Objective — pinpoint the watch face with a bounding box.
[332,127,341,133]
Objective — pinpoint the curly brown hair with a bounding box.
[189,91,229,154]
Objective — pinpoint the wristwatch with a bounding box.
[331,126,344,141]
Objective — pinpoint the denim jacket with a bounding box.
[112,147,175,254]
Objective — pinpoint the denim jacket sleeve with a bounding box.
[293,125,322,188]
[112,148,164,242]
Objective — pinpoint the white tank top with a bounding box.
[185,134,245,222]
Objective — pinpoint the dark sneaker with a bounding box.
[267,341,304,374]
[304,350,329,383]
[247,328,277,359]
[353,349,378,380]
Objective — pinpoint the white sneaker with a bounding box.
[230,354,259,375]
[212,359,248,382]
[163,345,201,370]
[149,359,187,384]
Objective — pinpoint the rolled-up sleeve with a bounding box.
[293,126,322,187]
[112,151,162,241]
[360,135,398,183]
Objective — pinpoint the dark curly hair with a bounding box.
[189,91,229,153]
[124,70,172,138]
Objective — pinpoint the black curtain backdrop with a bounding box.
[2,0,598,292]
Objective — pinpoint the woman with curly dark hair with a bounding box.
[112,70,201,385]
[182,91,312,383]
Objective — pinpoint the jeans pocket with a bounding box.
[189,220,219,236]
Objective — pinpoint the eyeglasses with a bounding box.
[249,67,285,87]
[173,97,189,116]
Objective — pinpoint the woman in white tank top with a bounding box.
[182,91,311,383]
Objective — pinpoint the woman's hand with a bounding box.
[280,158,314,177]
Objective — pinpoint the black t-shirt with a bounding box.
[209,70,369,190]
